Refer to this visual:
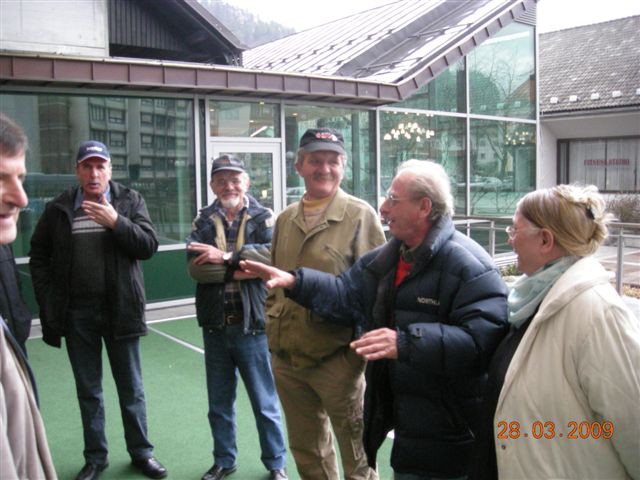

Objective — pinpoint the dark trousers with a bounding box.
[65,304,153,465]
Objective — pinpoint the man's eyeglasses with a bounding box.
[384,192,415,206]
[505,225,541,239]
[213,177,243,188]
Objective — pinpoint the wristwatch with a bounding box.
[222,252,232,265]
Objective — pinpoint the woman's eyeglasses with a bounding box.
[505,225,541,239]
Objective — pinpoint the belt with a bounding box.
[223,314,242,326]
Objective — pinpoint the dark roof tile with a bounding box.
[539,16,640,114]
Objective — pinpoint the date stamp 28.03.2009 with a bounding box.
[496,421,614,440]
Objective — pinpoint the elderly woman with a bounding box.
[473,184,640,480]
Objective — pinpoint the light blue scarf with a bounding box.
[508,256,578,328]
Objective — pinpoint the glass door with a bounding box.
[209,142,282,212]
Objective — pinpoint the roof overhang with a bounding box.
[0,53,401,106]
[394,0,538,99]
[0,0,538,107]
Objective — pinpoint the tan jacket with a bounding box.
[267,188,385,369]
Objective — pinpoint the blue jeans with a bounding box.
[65,304,153,465]
[203,324,286,470]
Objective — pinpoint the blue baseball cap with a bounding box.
[76,140,111,164]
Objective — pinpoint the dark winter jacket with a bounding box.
[0,244,32,353]
[288,216,508,478]
[29,181,158,347]
[186,195,273,333]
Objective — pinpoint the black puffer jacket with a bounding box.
[29,181,158,347]
[289,216,508,477]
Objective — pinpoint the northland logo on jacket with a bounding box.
[417,296,440,306]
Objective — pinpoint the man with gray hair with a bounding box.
[242,159,509,479]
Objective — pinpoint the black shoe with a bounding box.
[132,457,168,479]
[269,469,288,480]
[201,464,237,480]
[75,462,108,480]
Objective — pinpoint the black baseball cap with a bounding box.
[210,154,245,177]
[299,128,346,156]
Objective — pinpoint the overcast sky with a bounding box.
[220,0,640,33]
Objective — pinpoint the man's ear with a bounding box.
[419,196,433,220]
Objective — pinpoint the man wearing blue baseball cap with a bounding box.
[30,140,167,480]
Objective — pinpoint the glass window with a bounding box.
[90,105,105,122]
[380,111,466,213]
[470,119,536,215]
[393,58,466,113]
[469,22,535,120]
[108,108,125,124]
[561,137,639,192]
[283,105,377,207]
[2,93,196,256]
[209,100,280,138]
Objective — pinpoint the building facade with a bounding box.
[0,0,538,307]
[539,16,640,192]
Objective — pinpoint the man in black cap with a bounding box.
[29,140,167,480]
[186,155,287,480]
[266,128,385,480]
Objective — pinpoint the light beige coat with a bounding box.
[495,256,640,479]
[0,322,57,480]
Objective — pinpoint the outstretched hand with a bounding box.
[239,260,296,289]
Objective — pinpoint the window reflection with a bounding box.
[394,58,466,113]
[2,93,196,256]
[469,22,535,120]
[380,111,466,213]
[283,105,377,208]
[209,101,280,138]
[469,119,536,215]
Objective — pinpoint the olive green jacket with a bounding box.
[267,188,385,368]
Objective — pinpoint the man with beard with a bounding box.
[186,155,287,480]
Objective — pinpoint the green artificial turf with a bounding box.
[27,317,394,479]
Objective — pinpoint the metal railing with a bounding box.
[453,216,640,295]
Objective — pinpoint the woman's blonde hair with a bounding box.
[517,184,612,256]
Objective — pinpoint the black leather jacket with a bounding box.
[29,181,158,347]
